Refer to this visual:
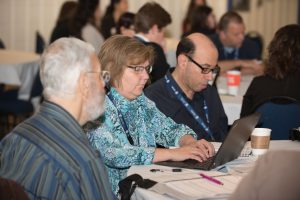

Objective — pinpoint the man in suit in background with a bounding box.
[210,11,263,75]
[134,2,171,84]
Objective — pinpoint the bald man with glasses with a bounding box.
[145,33,228,142]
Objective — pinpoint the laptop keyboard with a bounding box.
[183,156,215,170]
[156,156,216,170]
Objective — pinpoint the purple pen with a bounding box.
[200,173,224,185]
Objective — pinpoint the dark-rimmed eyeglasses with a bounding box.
[185,55,220,74]
[127,65,153,74]
[86,70,111,84]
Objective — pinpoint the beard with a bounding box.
[84,87,105,122]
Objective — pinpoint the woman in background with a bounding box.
[100,0,128,39]
[70,0,104,53]
[240,24,300,117]
[183,5,216,38]
[87,35,214,195]
[50,1,77,43]
[116,12,135,37]
[182,0,206,36]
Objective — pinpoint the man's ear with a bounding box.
[219,30,226,40]
[178,54,188,68]
[149,24,159,35]
[78,73,89,99]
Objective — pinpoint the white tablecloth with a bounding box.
[0,49,40,100]
[217,75,254,124]
[128,140,300,200]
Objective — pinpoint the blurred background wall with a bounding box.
[0,0,298,58]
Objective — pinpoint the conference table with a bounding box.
[0,49,40,100]
[128,140,300,200]
[217,75,254,124]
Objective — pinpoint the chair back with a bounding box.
[0,177,29,200]
[36,31,46,54]
[0,38,5,49]
[30,70,43,99]
[254,96,300,140]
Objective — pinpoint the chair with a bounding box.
[0,38,5,49]
[253,96,300,140]
[36,31,46,54]
[0,71,43,138]
[0,177,29,200]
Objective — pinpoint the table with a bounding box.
[128,140,300,200]
[0,49,40,100]
[217,75,254,124]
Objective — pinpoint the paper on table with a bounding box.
[128,164,225,183]
[149,173,243,200]
[211,141,252,157]
[223,156,258,175]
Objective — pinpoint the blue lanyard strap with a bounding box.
[224,48,239,60]
[107,92,134,145]
[164,74,215,141]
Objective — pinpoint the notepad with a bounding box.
[149,173,243,200]
[212,142,252,157]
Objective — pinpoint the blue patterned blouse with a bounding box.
[88,87,196,194]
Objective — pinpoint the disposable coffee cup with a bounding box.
[226,70,241,96]
[251,128,271,156]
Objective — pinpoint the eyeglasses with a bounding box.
[127,65,153,74]
[86,70,111,84]
[185,55,220,74]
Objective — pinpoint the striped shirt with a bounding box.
[0,101,115,200]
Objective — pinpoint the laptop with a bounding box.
[156,112,261,170]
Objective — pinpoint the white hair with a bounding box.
[40,37,95,99]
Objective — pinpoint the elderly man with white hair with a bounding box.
[0,38,115,199]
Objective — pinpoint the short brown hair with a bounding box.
[134,2,171,33]
[98,35,154,87]
[218,11,243,31]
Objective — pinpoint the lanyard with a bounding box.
[224,48,239,60]
[164,74,215,141]
[107,92,134,145]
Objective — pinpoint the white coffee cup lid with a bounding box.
[252,128,271,136]
[227,70,241,75]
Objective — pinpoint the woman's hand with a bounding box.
[187,139,215,157]
[153,142,214,163]
[179,135,215,157]
[152,134,215,163]
[168,145,211,162]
